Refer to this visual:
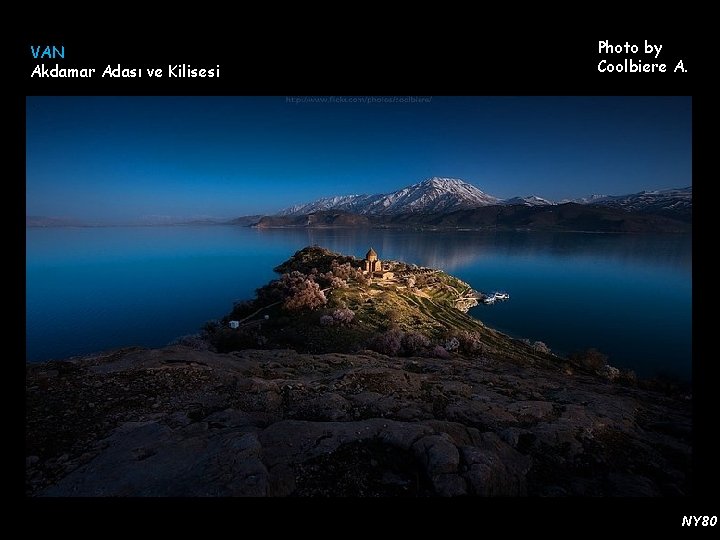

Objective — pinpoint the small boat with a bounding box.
[483,291,510,305]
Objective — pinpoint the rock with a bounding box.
[538,485,569,497]
[597,365,620,380]
[531,421,584,459]
[412,435,460,476]
[439,381,473,398]
[40,421,269,497]
[423,420,481,447]
[394,406,426,421]
[506,400,554,422]
[445,401,517,430]
[460,433,530,496]
[408,435,468,495]
[499,427,535,450]
[26,342,692,497]
[203,408,255,428]
[297,393,350,421]
[266,463,296,497]
[377,421,433,450]
[432,473,467,497]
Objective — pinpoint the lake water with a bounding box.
[26,226,692,379]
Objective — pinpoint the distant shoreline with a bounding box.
[27,223,691,234]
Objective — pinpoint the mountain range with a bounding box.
[251,177,691,233]
[583,187,692,218]
[277,177,691,220]
[27,178,692,232]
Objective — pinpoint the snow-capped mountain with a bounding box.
[502,195,554,206]
[278,194,375,216]
[568,194,608,204]
[583,186,692,215]
[276,178,691,219]
[278,177,501,216]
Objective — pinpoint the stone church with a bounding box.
[361,248,394,280]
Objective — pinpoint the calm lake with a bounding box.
[26,226,692,379]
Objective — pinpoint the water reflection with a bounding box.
[254,228,691,274]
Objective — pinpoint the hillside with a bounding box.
[26,216,90,227]
[588,187,692,222]
[246,203,690,233]
[381,202,691,233]
[204,247,555,364]
[254,211,370,228]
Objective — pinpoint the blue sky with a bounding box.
[26,96,691,223]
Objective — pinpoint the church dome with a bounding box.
[366,248,378,261]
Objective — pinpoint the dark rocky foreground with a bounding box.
[26,345,691,497]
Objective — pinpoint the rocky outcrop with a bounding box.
[26,346,691,497]
[454,295,479,313]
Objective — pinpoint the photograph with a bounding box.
[26,95,692,498]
